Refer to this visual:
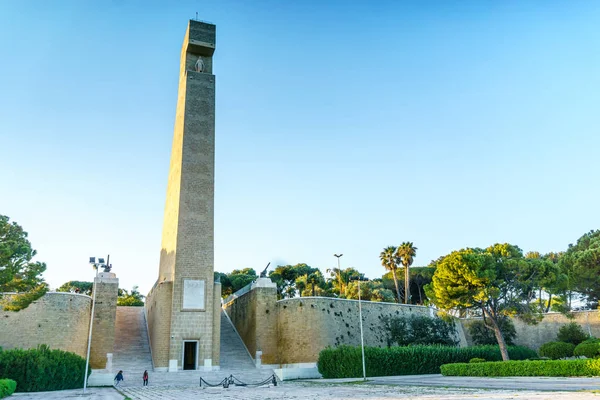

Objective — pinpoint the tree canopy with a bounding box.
[425,243,548,361]
[56,280,93,296]
[216,268,257,298]
[560,230,600,308]
[0,215,47,311]
[117,286,145,306]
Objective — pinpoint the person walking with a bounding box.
[142,370,149,386]
[114,370,124,387]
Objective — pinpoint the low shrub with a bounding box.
[0,379,16,398]
[469,358,486,363]
[538,341,575,360]
[317,345,537,378]
[441,359,600,377]
[382,315,458,347]
[557,322,589,345]
[467,317,517,346]
[574,339,600,359]
[0,345,90,392]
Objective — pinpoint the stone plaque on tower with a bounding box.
[145,20,221,372]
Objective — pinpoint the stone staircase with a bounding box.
[112,306,153,374]
[114,308,274,388]
[220,310,256,369]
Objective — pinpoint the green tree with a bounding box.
[425,244,543,361]
[528,254,567,313]
[345,279,395,302]
[216,268,257,298]
[381,267,433,305]
[56,281,93,296]
[561,230,600,308]
[396,242,417,304]
[412,267,435,305]
[269,263,320,299]
[0,215,48,311]
[380,246,401,303]
[325,267,361,298]
[468,317,517,346]
[326,267,345,297]
[117,286,145,306]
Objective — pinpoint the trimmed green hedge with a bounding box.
[0,380,16,398]
[441,359,600,377]
[469,358,486,363]
[0,345,90,392]
[317,345,537,378]
[538,341,575,360]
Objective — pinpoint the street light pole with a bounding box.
[83,256,107,393]
[333,254,343,296]
[350,275,368,381]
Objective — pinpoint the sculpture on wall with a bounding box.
[195,57,205,73]
[260,262,271,278]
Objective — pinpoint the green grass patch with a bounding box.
[441,359,600,377]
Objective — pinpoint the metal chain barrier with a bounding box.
[200,374,281,389]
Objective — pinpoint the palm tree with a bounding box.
[307,272,321,296]
[326,267,345,297]
[380,246,401,303]
[396,242,417,304]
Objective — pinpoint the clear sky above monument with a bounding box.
[0,1,599,295]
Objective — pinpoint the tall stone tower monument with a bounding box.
[146,20,221,372]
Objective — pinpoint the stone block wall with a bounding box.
[89,273,119,369]
[222,278,278,365]
[277,297,431,365]
[460,311,600,350]
[223,282,437,367]
[0,292,91,357]
[145,280,173,369]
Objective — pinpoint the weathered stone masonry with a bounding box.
[0,292,91,357]
[145,20,221,371]
[223,280,435,367]
[0,272,118,369]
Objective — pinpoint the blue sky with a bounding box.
[1,1,599,295]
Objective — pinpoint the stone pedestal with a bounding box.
[89,273,118,369]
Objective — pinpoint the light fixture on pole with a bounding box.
[350,274,369,381]
[83,255,110,393]
[333,254,343,295]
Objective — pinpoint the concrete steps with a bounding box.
[115,309,273,388]
[112,306,153,374]
[219,310,256,370]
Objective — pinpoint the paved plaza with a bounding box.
[11,380,600,400]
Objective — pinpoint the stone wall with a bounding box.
[460,311,600,350]
[0,292,91,358]
[223,278,278,365]
[223,283,439,367]
[277,297,432,365]
[145,280,173,370]
[89,273,119,369]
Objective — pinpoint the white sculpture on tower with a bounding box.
[195,57,205,73]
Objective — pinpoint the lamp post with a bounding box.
[350,274,368,381]
[83,256,108,393]
[333,254,343,296]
